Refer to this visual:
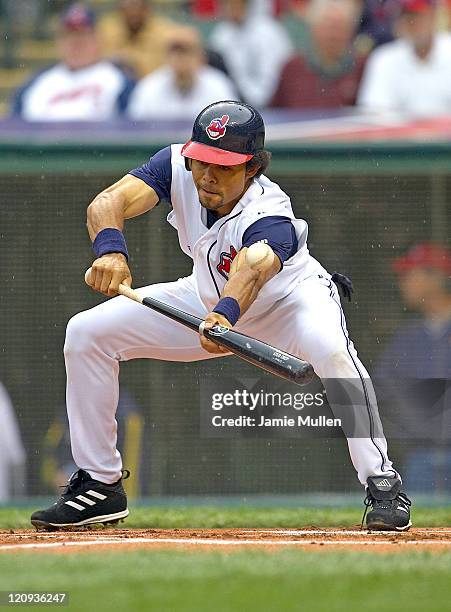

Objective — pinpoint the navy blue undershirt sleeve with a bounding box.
[241,216,298,265]
[128,146,172,204]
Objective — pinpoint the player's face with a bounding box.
[190,159,256,216]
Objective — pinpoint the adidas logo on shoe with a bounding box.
[64,490,108,511]
[374,479,393,489]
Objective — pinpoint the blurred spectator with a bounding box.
[376,243,451,379]
[208,0,293,108]
[98,0,179,78]
[11,3,134,121]
[355,0,399,53]
[191,0,220,19]
[127,26,237,121]
[271,0,365,109]
[374,243,451,492]
[191,0,275,20]
[357,0,451,117]
[282,0,311,51]
[437,0,451,28]
[0,382,26,502]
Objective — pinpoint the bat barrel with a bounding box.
[291,362,315,385]
[234,351,314,385]
[200,324,315,386]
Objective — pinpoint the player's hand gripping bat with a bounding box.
[85,269,315,385]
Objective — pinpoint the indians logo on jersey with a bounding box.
[206,115,229,140]
[217,245,237,279]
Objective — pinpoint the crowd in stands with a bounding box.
[9,0,451,121]
[374,243,451,492]
[12,5,134,121]
[271,0,365,108]
[127,25,237,120]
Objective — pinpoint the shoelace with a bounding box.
[61,468,131,497]
[360,491,412,530]
[397,493,412,509]
[60,469,88,497]
[360,493,374,529]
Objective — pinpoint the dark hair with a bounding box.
[246,150,272,177]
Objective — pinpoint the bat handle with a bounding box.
[118,283,143,304]
[84,267,144,304]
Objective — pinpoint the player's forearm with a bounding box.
[87,191,126,241]
[220,245,280,317]
[200,267,262,353]
[87,175,159,241]
[86,177,158,295]
[221,267,262,316]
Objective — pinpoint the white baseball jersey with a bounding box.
[127,66,237,121]
[13,61,134,121]
[130,144,326,320]
[357,33,451,118]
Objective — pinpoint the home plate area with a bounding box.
[1,528,451,553]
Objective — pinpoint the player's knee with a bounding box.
[330,351,358,378]
[64,311,99,357]
[329,350,355,371]
[316,350,358,379]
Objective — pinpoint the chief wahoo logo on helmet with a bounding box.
[206,115,230,140]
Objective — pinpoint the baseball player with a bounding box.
[31,101,412,531]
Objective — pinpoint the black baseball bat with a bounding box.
[116,283,314,386]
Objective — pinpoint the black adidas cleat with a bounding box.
[31,469,129,531]
[362,476,412,532]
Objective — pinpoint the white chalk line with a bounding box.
[1,537,451,551]
[258,530,383,536]
[257,529,451,536]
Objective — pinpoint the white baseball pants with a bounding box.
[64,274,399,486]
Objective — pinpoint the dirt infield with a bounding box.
[1,527,451,553]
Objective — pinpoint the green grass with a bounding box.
[0,505,450,530]
[1,507,450,611]
[0,550,450,612]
